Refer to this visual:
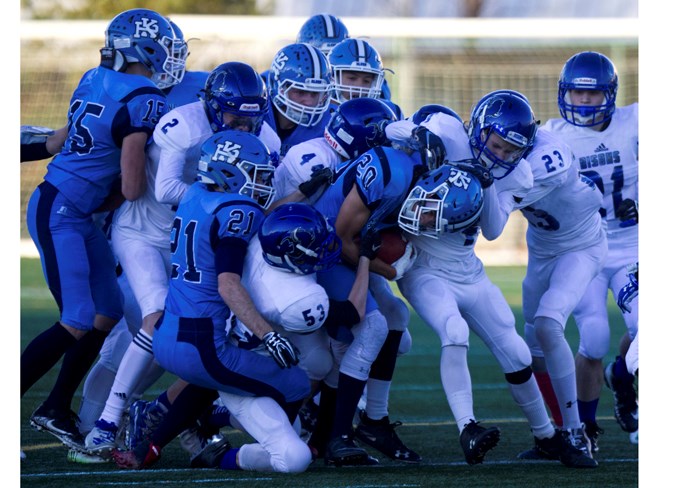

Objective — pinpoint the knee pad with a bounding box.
[273,440,312,473]
[489,329,533,373]
[576,318,610,360]
[301,346,333,381]
[441,315,469,348]
[534,317,565,353]
[339,311,388,380]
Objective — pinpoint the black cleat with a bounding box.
[354,411,421,463]
[190,435,232,469]
[583,420,604,453]
[325,434,378,466]
[459,420,500,465]
[30,404,84,450]
[604,360,638,433]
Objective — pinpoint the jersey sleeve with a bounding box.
[123,91,168,137]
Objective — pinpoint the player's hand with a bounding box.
[411,126,446,170]
[450,159,494,189]
[20,125,55,145]
[299,166,333,198]
[391,241,417,281]
[263,331,300,368]
[617,199,638,227]
[359,227,382,260]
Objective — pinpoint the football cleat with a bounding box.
[325,434,378,467]
[128,399,168,450]
[354,411,421,463]
[67,448,109,464]
[30,404,84,450]
[459,420,500,465]
[566,425,595,460]
[582,420,604,453]
[112,440,162,470]
[84,418,118,457]
[519,430,598,468]
[189,435,232,469]
[298,400,319,436]
[604,360,639,433]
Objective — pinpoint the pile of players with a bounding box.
[20,8,638,473]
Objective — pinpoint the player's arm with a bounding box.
[218,271,275,340]
[334,185,396,280]
[20,125,67,162]
[119,131,148,201]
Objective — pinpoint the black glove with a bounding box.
[451,159,494,189]
[411,126,446,170]
[617,198,638,226]
[359,226,382,260]
[299,166,333,198]
[263,331,300,369]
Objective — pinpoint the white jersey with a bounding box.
[273,136,343,201]
[237,236,331,336]
[541,103,638,249]
[517,129,605,258]
[393,114,533,283]
[154,101,282,207]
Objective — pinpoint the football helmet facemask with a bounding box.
[197,130,276,209]
[328,38,385,104]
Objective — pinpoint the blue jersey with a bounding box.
[164,70,209,110]
[314,146,424,230]
[44,66,167,214]
[165,183,265,326]
[264,104,332,158]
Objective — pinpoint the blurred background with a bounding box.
[19,0,639,263]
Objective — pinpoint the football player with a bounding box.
[538,52,638,449]
[83,61,278,457]
[264,43,333,158]
[113,131,310,473]
[22,8,183,450]
[390,91,598,468]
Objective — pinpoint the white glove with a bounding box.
[20,125,55,145]
[391,241,417,281]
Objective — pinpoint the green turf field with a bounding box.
[20,258,638,487]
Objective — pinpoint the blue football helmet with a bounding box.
[558,51,618,127]
[324,98,397,159]
[398,165,484,238]
[296,13,350,56]
[201,62,269,134]
[411,104,463,125]
[259,203,342,275]
[268,43,332,127]
[467,89,537,180]
[104,8,187,89]
[328,38,385,104]
[196,130,276,209]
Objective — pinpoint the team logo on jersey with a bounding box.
[212,141,242,163]
[134,17,160,39]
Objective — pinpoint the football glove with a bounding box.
[411,126,446,170]
[450,159,494,189]
[617,280,638,314]
[359,226,382,260]
[617,198,638,227]
[299,166,333,199]
[263,331,300,369]
[391,241,417,281]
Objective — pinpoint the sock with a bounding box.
[309,382,337,455]
[44,328,109,412]
[78,362,117,433]
[100,330,155,424]
[534,371,563,427]
[612,355,634,384]
[330,373,366,439]
[364,378,390,420]
[578,398,599,424]
[152,384,218,448]
[507,375,554,439]
[219,447,241,470]
[21,322,76,396]
[369,330,403,380]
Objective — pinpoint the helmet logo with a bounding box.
[447,169,474,190]
[212,141,242,164]
[134,17,160,39]
[271,51,289,78]
[481,97,505,122]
